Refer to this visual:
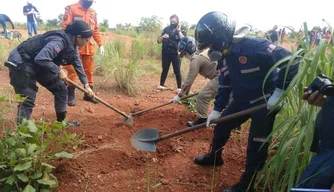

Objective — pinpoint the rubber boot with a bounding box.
[194,139,224,166]
[67,86,76,106]
[56,112,80,127]
[83,85,98,104]
[186,118,207,127]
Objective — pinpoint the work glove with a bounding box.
[99,45,105,56]
[206,110,221,128]
[267,88,284,110]
[170,95,181,103]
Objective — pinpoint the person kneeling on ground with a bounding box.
[170,36,219,127]
[5,20,95,125]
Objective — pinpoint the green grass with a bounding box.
[257,23,334,192]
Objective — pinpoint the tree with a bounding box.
[116,23,124,30]
[99,19,109,29]
[124,23,133,31]
[36,17,44,25]
[138,15,162,32]
[180,21,189,31]
[46,14,63,27]
[57,14,64,25]
[46,19,59,27]
[190,24,197,30]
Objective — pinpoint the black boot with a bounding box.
[186,118,207,127]
[222,171,257,192]
[56,112,80,127]
[83,85,98,104]
[67,86,76,106]
[194,139,224,166]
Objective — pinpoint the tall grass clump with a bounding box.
[102,42,139,96]
[0,41,7,67]
[257,22,334,192]
[130,39,149,60]
[0,40,21,70]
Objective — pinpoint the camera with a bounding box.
[306,74,334,96]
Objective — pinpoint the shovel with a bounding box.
[130,92,199,117]
[65,78,134,126]
[131,103,267,152]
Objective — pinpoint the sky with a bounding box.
[1,0,333,32]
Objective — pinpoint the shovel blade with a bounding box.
[121,117,134,126]
[131,128,159,152]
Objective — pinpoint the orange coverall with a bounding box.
[62,2,103,86]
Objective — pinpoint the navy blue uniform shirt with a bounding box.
[214,37,298,111]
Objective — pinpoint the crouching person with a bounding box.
[5,20,95,125]
[170,36,219,127]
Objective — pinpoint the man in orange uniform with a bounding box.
[62,0,105,105]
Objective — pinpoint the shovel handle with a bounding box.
[65,78,131,119]
[131,92,199,116]
[158,103,267,142]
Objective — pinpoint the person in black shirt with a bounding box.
[0,14,14,39]
[157,14,186,93]
[23,1,40,37]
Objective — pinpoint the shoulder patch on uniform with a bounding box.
[267,44,277,53]
[54,45,61,53]
[238,56,247,64]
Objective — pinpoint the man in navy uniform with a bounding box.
[6,20,95,125]
[193,12,299,192]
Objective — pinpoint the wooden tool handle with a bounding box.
[65,78,130,119]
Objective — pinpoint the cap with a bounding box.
[64,20,93,38]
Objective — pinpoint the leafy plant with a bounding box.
[104,44,139,96]
[181,95,197,113]
[0,118,83,192]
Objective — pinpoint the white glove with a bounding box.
[170,95,181,103]
[206,110,221,128]
[267,88,284,110]
[99,45,105,56]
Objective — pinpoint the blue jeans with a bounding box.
[27,21,38,37]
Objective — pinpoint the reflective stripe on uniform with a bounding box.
[249,93,271,104]
[241,67,260,74]
[219,85,232,89]
[253,137,268,143]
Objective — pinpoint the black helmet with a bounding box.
[195,11,236,61]
[178,36,197,57]
[65,20,93,38]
